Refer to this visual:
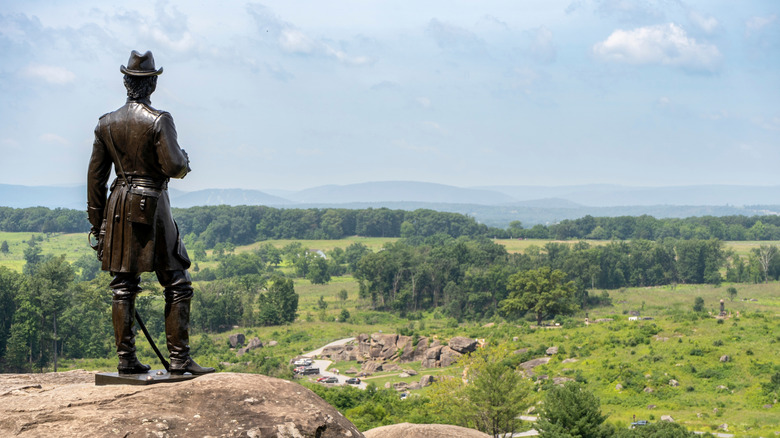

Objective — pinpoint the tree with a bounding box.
[339,308,350,322]
[338,289,348,306]
[0,240,8,254]
[727,286,737,301]
[693,296,705,313]
[317,295,328,310]
[257,276,298,326]
[537,381,611,438]
[500,267,578,326]
[428,345,530,437]
[614,421,697,437]
[752,244,777,283]
[307,255,331,284]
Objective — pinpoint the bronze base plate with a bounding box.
[95,369,200,386]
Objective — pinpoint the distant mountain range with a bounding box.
[3,181,780,228]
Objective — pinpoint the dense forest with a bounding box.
[7,205,780,246]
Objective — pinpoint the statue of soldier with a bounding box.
[87,50,214,375]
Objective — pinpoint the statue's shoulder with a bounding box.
[140,103,168,118]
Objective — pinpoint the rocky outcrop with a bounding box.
[364,423,490,438]
[0,370,363,437]
[448,336,478,354]
[237,337,263,356]
[318,334,477,370]
[438,346,462,367]
[229,333,245,348]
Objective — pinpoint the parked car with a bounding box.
[301,367,319,375]
[294,358,313,367]
[316,376,329,382]
[346,377,361,385]
[630,420,649,428]
[320,376,338,384]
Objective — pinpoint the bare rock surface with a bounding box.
[0,370,363,437]
[448,337,478,354]
[363,423,490,438]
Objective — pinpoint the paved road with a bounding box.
[299,338,366,389]
[302,337,355,357]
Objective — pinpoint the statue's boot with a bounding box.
[112,299,151,374]
[165,298,215,375]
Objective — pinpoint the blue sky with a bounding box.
[1,0,778,192]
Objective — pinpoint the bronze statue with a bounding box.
[87,50,214,375]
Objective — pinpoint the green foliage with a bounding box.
[726,287,737,301]
[537,381,611,438]
[427,345,531,436]
[317,295,329,310]
[256,276,298,326]
[0,240,8,253]
[614,421,698,437]
[693,297,705,313]
[501,267,578,325]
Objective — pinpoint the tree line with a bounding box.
[7,205,780,246]
[354,235,780,319]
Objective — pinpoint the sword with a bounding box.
[134,309,170,372]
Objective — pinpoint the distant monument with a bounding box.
[87,50,214,383]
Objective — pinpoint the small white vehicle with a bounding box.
[294,358,313,367]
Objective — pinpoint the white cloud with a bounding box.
[688,11,720,34]
[39,133,70,145]
[246,4,371,66]
[746,14,777,36]
[416,97,432,108]
[280,29,317,54]
[755,116,780,131]
[593,23,721,72]
[149,27,196,52]
[22,64,76,84]
[422,121,447,135]
[527,26,556,64]
[425,19,484,53]
[1,138,21,150]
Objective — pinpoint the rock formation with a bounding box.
[317,334,478,370]
[0,370,363,437]
[363,423,490,438]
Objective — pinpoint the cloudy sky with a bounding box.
[1,0,778,192]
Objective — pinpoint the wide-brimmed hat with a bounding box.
[120,50,163,76]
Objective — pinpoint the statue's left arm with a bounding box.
[155,112,190,179]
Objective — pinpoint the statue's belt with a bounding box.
[111,175,168,191]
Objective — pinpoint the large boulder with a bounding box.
[396,335,413,360]
[439,346,462,367]
[371,333,400,359]
[228,333,245,348]
[0,371,363,437]
[448,337,478,354]
[364,423,489,438]
[412,337,430,362]
[237,337,263,356]
[362,361,384,373]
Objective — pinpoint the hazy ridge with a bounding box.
[3,181,780,227]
